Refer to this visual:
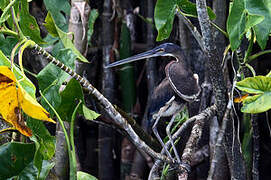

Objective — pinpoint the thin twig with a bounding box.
[148,105,217,179]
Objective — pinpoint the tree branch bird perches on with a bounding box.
[106,43,201,167]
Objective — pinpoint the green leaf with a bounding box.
[57,77,100,122]
[37,48,76,113]
[0,142,35,179]
[154,0,177,41]
[0,0,9,9]
[0,0,12,24]
[0,34,18,57]
[16,161,38,180]
[82,104,100,121]
[27,118,55,175]
[88,9,99,45]
[245,0,271,50]
[227,0,271,50]
[0,50,36,97]
[38,161,54,180]
[77,171,98,180]
[236,76,271,113]
[154,0,216,41]
[227,0,246,50]
[43,0,70,31]
[44,12,89,63]
[177,0,216,20]
[20,0,45,44]
[57,78,84,122]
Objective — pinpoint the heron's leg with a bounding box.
[166,113,182,164]
[152,96,176,160]
[152,114,173,160]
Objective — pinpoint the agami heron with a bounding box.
[106,43,201,164]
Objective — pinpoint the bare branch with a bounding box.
[32,44,173,165]
[252,114,260,180]
[176,9,204,52]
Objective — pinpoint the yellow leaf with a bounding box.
[18,84,55,123]
[0,66,55,137]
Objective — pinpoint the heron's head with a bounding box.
[105,43,182,68]
[151,43,182,58]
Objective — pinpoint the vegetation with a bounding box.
[0,0,271,179]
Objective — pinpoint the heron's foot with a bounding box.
[178,162,191,173]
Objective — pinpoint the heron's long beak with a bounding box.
[105,49,162,68]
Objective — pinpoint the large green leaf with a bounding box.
[155,0,177,41]
[57,78,100,122]
[37,48,76,113]
[20,0,45,44]
[57,78,84,121]
[155,0,216,41]
[227,0,247,50]
[236,76,271,113]
[0,142,35,179]
[227,0,271,50]
[43,0,70,31]
[246,0,271,50]
[44,12,89,63]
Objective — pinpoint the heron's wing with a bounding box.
[166,61,201,101]
[148,78,185,116]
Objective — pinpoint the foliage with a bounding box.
[0,142,35,179]
[154,0,215,41]
[227,0,271,50]
[236,75,271,113]
[0,0,270,179]
[0,66,55,136]
[0,0,99,179]
[44,12,89,63]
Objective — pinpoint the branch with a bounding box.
[252,114,260,180]
[179,105,216,180]
[208,101,231,180]
[31,43,173,164]
[195,0,227,119]
[176,8,204,52]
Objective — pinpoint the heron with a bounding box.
[106,43,201,164]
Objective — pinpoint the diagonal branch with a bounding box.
[176,8,204,52]
[31,43,173,164]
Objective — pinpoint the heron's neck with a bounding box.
[174,52,189,68]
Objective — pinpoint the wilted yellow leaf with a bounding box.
[0,66,55,137]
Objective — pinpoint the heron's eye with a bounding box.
[157,48,165,53]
